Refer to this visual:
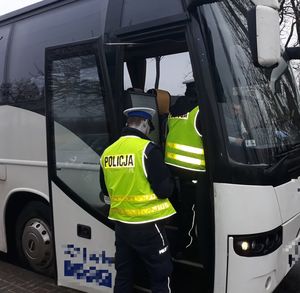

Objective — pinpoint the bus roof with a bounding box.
[0,0,77,26]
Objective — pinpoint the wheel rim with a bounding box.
[21,218,53,271]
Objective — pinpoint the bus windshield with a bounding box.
[201,0,300,165]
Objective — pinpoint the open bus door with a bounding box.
[45,38,118,292]
[45,34,213,293]
[112,18,214,291]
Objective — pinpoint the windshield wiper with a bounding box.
[291,142,300,150]
[265,144,300,181]
[274,142,300,159]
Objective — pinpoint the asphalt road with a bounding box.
[274,261,300,293]
[0,254,79,292]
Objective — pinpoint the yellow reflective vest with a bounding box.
[101,136,176,224]
[165,107,206,172]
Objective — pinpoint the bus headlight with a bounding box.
[241,241,249,251]
[233,226,282,257]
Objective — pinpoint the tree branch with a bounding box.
[285,21,296,47]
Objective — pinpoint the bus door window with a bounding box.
[46,41,111,217]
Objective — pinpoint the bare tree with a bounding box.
[280,0,300,46]
[280,0,300,82]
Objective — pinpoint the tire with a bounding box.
[15,201,55,277]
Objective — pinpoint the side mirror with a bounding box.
[251,0,279,9]
[248,5,281,68]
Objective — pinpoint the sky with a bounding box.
[0,0,42,16]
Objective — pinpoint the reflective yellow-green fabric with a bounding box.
[101,136,176,223]
[165,107,206,172]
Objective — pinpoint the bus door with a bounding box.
[120,28,212,292]
[45,38,117,292]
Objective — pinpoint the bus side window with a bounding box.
[0,26,10,86]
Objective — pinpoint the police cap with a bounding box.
[123,107,156,120]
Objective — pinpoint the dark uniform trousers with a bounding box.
[114,221,173,293]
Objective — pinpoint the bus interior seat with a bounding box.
[147,89,171,145]
[147,89,171,116]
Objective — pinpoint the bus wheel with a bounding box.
[15,201,55,276]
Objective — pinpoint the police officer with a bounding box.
[164,79,206,259]
[100,107,176,293]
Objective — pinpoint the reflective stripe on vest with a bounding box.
[101,136,176,223]
[165,107,206,172]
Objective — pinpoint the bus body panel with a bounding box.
[0,106,47,161]
[275,178,300,223]
[52,183,115,292]
[281,213,300,277]
[227,237,280,293]
[215,181,300,293]
[214,183,282,293]
[214,183,282,234]
[227,212,300,292]
[0,106,49,252]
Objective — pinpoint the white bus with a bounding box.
[0,0,300,292]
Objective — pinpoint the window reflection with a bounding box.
[50,53,109,210]
[0,78,45,114]
[52,55,109,155]
[202,1,300,164]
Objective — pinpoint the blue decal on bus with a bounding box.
[284,238,300,268]
[63,244,114,287]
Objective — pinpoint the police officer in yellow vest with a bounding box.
[165,79,206,260]
[100,107,176,293]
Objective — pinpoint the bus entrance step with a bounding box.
[172,257,204,268]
